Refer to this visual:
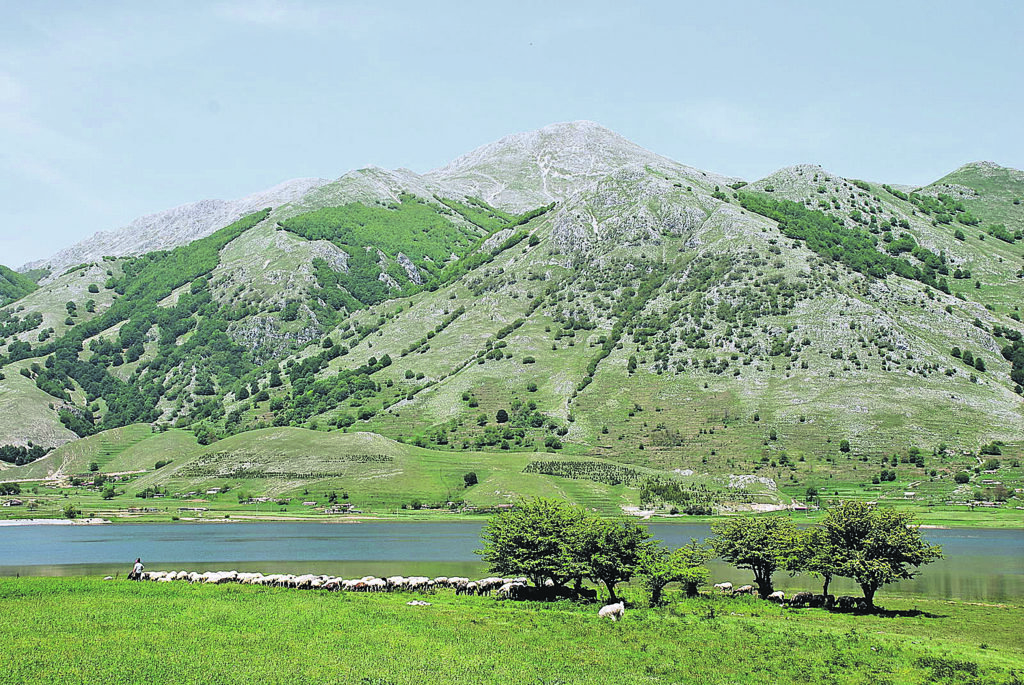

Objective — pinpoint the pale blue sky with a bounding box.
[1,0,1021,267]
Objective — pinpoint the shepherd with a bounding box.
[129,558,144,580]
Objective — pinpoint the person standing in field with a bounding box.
[129,558,144,580]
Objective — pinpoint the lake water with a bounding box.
[1,522,1021,602]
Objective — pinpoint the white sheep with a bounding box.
[767,591,785,603]
[713,582,733,592]
[598,601,625,622]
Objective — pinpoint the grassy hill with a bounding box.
[1,122,1021,520]
[0,265,38,307]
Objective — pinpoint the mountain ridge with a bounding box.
[1,121,1021,519]
[21,177,331,280]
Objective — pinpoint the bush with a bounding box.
[954,471,971,484]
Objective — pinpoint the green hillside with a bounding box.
[0,264,37,307]
[1,123,1022,520]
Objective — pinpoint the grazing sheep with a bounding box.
[811,594,836,609]
[103,576,114,581]
[496,582,527,600]
[789,592,814,607]
[836,595,858,611]
[598,602,625,622]
[767,591,785,604]
[713,582,733,593]
[733,585,756,595]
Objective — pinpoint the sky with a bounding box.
[1,0,1022,267]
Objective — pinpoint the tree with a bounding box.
[463,472,478,487]
[791,526,838,595]
[711,516,798,598]
[88,461,99,472]
[639,539,712,606]
[815,500,942,608]
[63,503,79,519]
[839,439,851,453]
[954,471,971,484]
[495,409,509,423]
[478,498,587,588]
[805,485,820,506]
[194,424,217,446]
[101,483,116,500]
[579,518,654,601]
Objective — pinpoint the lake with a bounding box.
[1,522,1020,601]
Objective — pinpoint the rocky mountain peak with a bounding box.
[423,120,670,211]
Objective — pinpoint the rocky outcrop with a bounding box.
[228,315,321,363]
[397,253,424,285]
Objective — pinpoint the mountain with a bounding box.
[1,122,1021,515]
[21,177,331,282]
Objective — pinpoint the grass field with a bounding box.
[0,578,1020,684]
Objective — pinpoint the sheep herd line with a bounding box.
[125,570,870,613]
[129,570,535,599]
[711,582,871,611]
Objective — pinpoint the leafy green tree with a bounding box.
[63,503,79,519]
[579,518,654,601]
[194,424,217,446]
[495,409,509,424]
[791,527,838,595]
[478,498,586,588]
[711,516,799,598]
[839,439,851,453]
[463,472,478,487]
[815,501,942,608]
[639,539,712,606]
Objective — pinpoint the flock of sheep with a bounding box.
[712,582,868,610]
[130,570,534,599]
[121,570,865,620]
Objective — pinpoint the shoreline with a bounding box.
[0,518,111,527]
[1,510,1020,529]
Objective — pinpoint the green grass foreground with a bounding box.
[0,579,1021,684]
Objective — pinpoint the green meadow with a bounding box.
[0,578,1020,685]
